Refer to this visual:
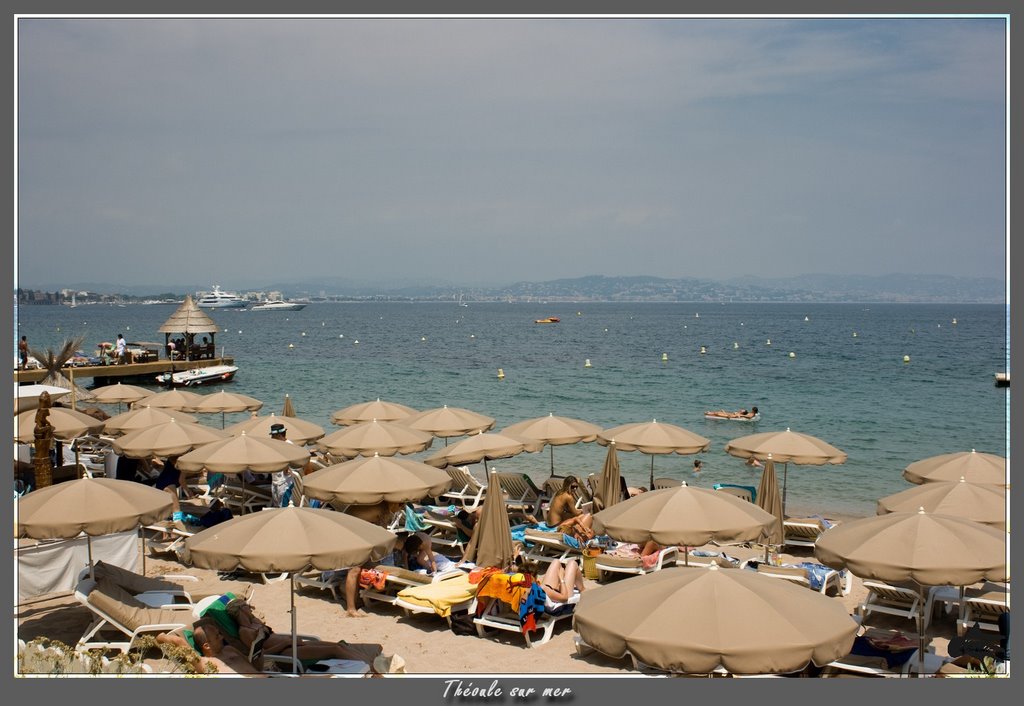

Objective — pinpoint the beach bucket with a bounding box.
[582,547,602,580]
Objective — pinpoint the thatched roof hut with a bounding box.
[157,295,220,360]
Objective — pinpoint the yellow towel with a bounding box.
[396,574,477,618]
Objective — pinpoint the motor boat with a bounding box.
[196,285,247,309]
[250,299,307,311]
[156,364,238,387]
[534,317,560,324]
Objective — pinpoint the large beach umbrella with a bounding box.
[756,459,785,548]
[89,383,153,413]
[15,406,104,443]
[330,398,418,426]
[462,469,516,570]
[903,450,1007,487]
[17,476,173,577]
[224,413,326,445]
[422,431,545,477]
[14,384,71,415]
[597,420,710,490]
[111,418,230,459]
[134,388,205,411]
[503,413,602,477]
[724,428,847,513]
[103,405,198,436]
[815,510,1008,677]
[176,432,311,475]
[573,565,858,675]
[592,485,778,564]
[401,405,496,445]
[878,479,1007,530]
[184,390,264,428]
[591,442,622,512]
[182,506,397,672]
[302,453,452,505]
[317,419,434,458]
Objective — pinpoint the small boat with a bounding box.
[156,364,238,387]
[704,412,761,422]
[534,317,560,324]
[995,372,1010,387]
[196,285,247,309]
[250,300,307,311]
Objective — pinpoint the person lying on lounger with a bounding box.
[546,475,594,542]
[515,556,586,603]
[157,617,262,675]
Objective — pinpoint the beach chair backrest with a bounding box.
[653,477,683,490]
[756,564,812,587]
[494,472,543,512]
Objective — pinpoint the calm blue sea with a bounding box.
[15,301,1009,518]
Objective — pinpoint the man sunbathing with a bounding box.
[157,618,262,675]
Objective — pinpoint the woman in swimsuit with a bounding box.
[538,558,585,603]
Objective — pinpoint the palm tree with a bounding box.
[29,335,95,406]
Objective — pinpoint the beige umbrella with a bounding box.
[225,413,326,445]
[184,390,264,428]
[878,479,1007,530]
[89,383,153,413]
[725,427,847,512]
[182,506,397,672]
[815,510,1008,677]
[14,384,71,415]
[592,485,778,563]
[756,459,785,548]
[592,442,622,512]
[597,420,710,490]
[318,419,434,458]
[134,388,205,411]
[17,476,173,576]
[302,453,452,505]
[462,469,516,570]
[282,394,296,417]
[573,565,858,675]
[503,413,602,477]
[103,405,198,436]
[15,406,104,443]
[330,398,418,426]
[176,432,311,475]
[111,418,230,459]
[401,405,496,445]
[903,450,1007,487]
[422,430,545,473]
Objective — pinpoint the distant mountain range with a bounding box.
[23,273,1005,304]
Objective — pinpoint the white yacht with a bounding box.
[250,299,307,312]
[196,285,247,309]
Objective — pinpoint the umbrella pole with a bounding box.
[782,463,789,515]
[290,574,299,674]
[916,583,926,678]
[683,545,689,566]
[549,446,555,477]
[649,455,655,491]
[87,536,94,579]
[140,527,146,575]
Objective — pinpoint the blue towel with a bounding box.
[404,504,428,531]
[796,562,846,592]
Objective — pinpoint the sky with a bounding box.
[15,16,1008,291]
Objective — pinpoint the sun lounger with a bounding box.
[594,545,678,580]
[652,477,686,490]
[419,510,468,555]
[957,582,1009,636]
[494,471,546,515]
[857,580,926,627]
[782,517,835,548]
[74,577,193,654]
[472,585,580,648]
[70,435,116,479]
[712,483,756,503]
[754,563,845,596]
[822,630,948,678]
[522,526,584,565]
[215,475,274,514]
[392,572,479,625]
[683,549,742,568]
[83,561,198,606]
[360,565,466,608]
[438,466,487,509]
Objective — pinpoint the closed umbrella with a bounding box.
[182,506,396,672]
[597,420,710,490]
[756,459,785,548]
[88,383,152,413]
[903,450,1007,487]
[104,406,197,436]
[282,394,296,418]
[592,442,622,512]
[303,453,452,505]
[503,413,602,477]
[401,405,496,445]
[573,565,858,675]
[724,428,847,513]
[112,419,230,459]
[225,413,325,445]
[878,478,1007,530]
[318,419,434,458]
[184,390,264,428]
[17,477,173,577]
[15,406,104,443]
[462,469,516,570]
[815,510,1008,677]
[330,398,418,426]
[134,389,205,411]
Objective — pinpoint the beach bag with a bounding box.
[449,610,477,636]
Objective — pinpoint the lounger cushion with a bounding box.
[89,579,190,630]
[396,574,477,617]
[595,554,642,569]
[375,565,429,583]
[93,561,183,594]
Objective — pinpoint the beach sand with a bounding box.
[16,530,961,677]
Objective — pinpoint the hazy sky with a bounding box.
[16,16,1007,290]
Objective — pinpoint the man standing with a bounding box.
[268,423,295,507]
[18,335,28,369]
[114,334,127,364]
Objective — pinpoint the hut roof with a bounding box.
[157,295,221,334]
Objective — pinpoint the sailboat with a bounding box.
[457,293,468,307]
[69,293,77,308]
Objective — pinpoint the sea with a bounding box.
[15,301,1009,518]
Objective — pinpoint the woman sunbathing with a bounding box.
[545,476,594,542]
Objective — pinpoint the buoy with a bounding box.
[695,313,699,318]
[421,336,426,341]
[497,368,505,379]
[301,332,306,336]
[584,359,592,368]
[789,351,796,358]
[339,334,344,338]
[288,343,294,349]
[661,353,668,361]
[733,342,739,349]
[238,330,242,334]
[766,339,771,346]
[903,355,911,363]
[577,312,582,316]
[853,332,858,337]
[322,322,325,326]
[952,318,957,325]
[354,340,359,344]
[470,334,475,339]
[604,328,608,332]
[126,326,130,331]
[804,316,809,322]
[700,346,707,355]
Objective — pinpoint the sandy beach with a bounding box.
[15,515,963,679]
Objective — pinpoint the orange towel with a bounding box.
[476,572,533,612]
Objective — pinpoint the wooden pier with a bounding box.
[13,357,235,387]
